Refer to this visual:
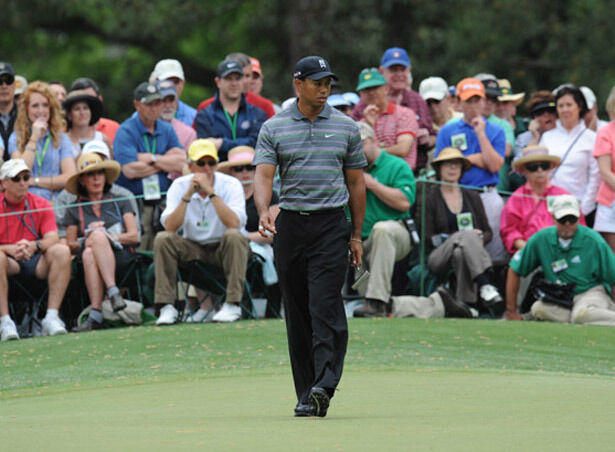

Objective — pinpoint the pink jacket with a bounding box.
[500,183,584,254]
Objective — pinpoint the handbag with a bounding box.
[532,279,576,309]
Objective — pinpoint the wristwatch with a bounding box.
[209,193,217,199]
[151,154,158,164]
[35,177,40,186]
[36,240,42,252]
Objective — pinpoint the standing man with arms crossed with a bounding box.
[253,56,366,418]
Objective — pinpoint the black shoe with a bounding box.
[353,298,387,318]
[72,317,103,332]
[437,287,473,318]
[294,402,315,417]
[309,387,330,418]
[110,293,127,312]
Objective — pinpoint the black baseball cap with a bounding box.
[134,82,162,104]
[217,60,244,78]
[0,62,15,82]
[293,56,338,81]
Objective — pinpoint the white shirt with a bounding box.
[540,120,600,215]
[161,171,247,245]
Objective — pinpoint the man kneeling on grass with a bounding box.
[506,195,615,325]
[0,159,71,340]
[153,139,250,325]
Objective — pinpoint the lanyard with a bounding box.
[35,135,51,174]
[223,110,238,140]
[143,134,157,155]
[3,198,39,239]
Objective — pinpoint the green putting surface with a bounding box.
[2,319,614,451]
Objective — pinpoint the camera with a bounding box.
[403,217,420,245]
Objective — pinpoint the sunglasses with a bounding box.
[11,174,30,182]
[84,169,106,177]
[195,159,217,167]
[525,162,551,172]
[0,75,14,86]
[556,215,578,225]
[230,165,255,172]
[427,98,442,106]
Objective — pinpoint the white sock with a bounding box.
[1,314,12,325]
[45,308,59,319]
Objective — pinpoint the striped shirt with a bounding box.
[372,101,418,169]
[254,101,366,211]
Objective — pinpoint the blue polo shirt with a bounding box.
[113,113,181,195]
[435,117,506,187]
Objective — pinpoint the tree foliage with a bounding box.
[3,0,615,120]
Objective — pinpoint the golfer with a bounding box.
[253,56,366,417]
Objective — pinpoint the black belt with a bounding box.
[281,207,344,216]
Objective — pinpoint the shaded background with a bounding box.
[4,0,615,121]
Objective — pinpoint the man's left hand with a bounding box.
[349,240,362,267]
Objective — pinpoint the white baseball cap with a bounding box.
[580,86,597,110]
[81,140,111,160]
[153,59,185,81]
[0,159,30,179]
[552,195,580,220]
[419,76,448,101]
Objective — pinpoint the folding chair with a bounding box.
[8,275,48,337]
[177,257,259,321]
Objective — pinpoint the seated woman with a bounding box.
[501,145,583,254]
[425,147,502,307]
[8,81,76,201]
[219,146,281,318]
[63,89,112,159]
[63,153,139,331]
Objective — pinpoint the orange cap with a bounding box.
[456,78,485,101]
[250,57,262,76]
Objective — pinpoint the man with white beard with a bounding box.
[156,80,196,151]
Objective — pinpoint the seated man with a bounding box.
[506,195,615,325]
[153,139,250,325]
[355,68,418,170]
[113,82,186,250]
[0,159,71,340]
[352,122,415,317]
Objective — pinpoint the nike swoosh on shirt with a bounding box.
[324,134,335,138]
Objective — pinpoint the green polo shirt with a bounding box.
[509,225,615,295]
[362,150,416,238]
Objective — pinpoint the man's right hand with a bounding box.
[191,173,214,196]
[363,104,380,127]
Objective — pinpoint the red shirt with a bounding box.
[372,102,418,169]
[0,193,57,244]
[96,117,121,143]
[196,91,275,119]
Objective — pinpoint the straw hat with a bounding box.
[217,146,255,174]
[431,147,471,172]
[497,79,525,105]
[513,145,561,172]
[65,153,121,195]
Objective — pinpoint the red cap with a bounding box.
[250,57,262,76]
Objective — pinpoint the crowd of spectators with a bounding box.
[2,44,615,341]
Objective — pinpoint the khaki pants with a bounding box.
[428,229,492,303]
[153,229,250,304]
[392,291,445,318]
[362,220,411,302]
[531,285,615,326]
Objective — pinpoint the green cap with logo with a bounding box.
[356,68,386,92]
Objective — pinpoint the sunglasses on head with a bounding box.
[195,159,217,167]
[525,162,551,172]
[11,173,30,183]
[230,165,255,172]
[0,75,14,86]
[556,215,578,225]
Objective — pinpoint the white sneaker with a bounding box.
[212,302,241,323]
[480,284,503,306]
[1,318,19,341]
[42,316,67,336]
[185,308,215,323]
[156,304,178,325]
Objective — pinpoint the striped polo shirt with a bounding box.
[254,101,366,211]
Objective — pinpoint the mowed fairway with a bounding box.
[2,318,615,451]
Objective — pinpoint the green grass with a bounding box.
[2,318,615,451]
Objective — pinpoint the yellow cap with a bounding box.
[188,139,218,162]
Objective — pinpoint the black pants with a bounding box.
[274,208,350,404]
